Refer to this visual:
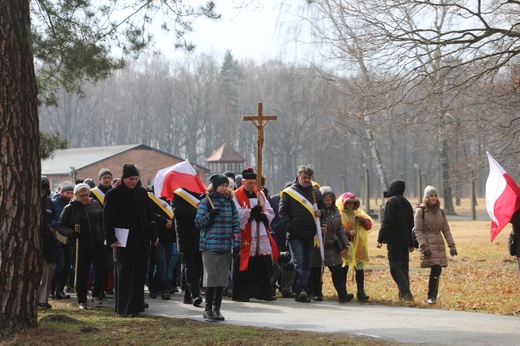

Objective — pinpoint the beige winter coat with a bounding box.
[413,206,455,268]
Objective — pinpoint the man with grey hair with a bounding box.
[279,165,325,302]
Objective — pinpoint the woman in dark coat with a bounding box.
[103,164,156,317]
[309,186,350,302]
[57,183,107,309]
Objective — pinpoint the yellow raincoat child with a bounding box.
[336,192,373,301]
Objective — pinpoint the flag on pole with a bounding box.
[485,152,520,241]
[153,160,206,200]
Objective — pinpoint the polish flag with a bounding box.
[154,160,206,201]
[485,152,520,241]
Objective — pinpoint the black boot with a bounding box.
[356,269,369,302]
[203,287,217,320]
[427,276,439,304]
[213,287,225,321]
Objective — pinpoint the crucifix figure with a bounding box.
[243,103,277,189]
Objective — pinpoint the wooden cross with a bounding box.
[243,103,277,188]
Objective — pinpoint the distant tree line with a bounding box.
[39,49,518,209]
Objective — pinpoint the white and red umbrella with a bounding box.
[154,160,207,200]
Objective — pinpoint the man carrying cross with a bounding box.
[232,167,279,302]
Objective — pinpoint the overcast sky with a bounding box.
[160,0,308,63]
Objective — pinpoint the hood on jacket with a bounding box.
[384,179,405,198]
[340,192,360,210]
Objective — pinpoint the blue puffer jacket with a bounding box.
[195,191,240,253]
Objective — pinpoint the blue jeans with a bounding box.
[151,241,173,294]
[288,238,315,294]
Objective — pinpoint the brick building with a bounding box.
[41,144,209,192]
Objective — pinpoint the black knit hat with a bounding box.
[122,164,139,179]
[210,174,229,189]
[60,182,74,193]
[41,176,50,196]
[223,171,235,180]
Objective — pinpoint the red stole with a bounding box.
[234,187,279,271]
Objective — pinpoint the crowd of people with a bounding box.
[38,163,459,320]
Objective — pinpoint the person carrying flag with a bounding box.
[147,187,176,300]
[173,187,205,306]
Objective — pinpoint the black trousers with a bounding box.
[387,244,413,300]
[182,251,203,298]
[310,264,345,298]
[76,245,107,303]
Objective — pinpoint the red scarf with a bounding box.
[234,186,278,271]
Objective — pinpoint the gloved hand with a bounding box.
[357,216,365,224]
[422,247,432,257]
[258,213,269,228]
[232,246,241,257]
[449,246,458,257]
[252,205,262,217]
[209,208,221,219]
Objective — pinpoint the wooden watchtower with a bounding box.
[206,143,246,175]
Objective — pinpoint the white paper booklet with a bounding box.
[114,228,129,247]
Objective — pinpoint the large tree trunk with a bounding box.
[0,0,42,335]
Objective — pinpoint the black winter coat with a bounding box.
[270,194,287,250]
[279,183,326,240]
[377,180,414,246]
[510,209,520,257]
[150,197,176,243]
[312,205,348,267]
[103,183,155,263]
[41,195,57,263]
[172,189,202,253]
[57,199,105,250]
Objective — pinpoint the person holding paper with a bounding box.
[57,183,107,310]
[103,164,157,317]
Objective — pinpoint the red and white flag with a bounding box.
[485,152,520,241]
[154,160,206,201]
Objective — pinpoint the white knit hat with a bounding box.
[74,183,91,195]
[423,185,438,199]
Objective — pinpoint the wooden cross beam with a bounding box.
[243,103,277,189]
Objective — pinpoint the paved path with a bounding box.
[142,293,520,345]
